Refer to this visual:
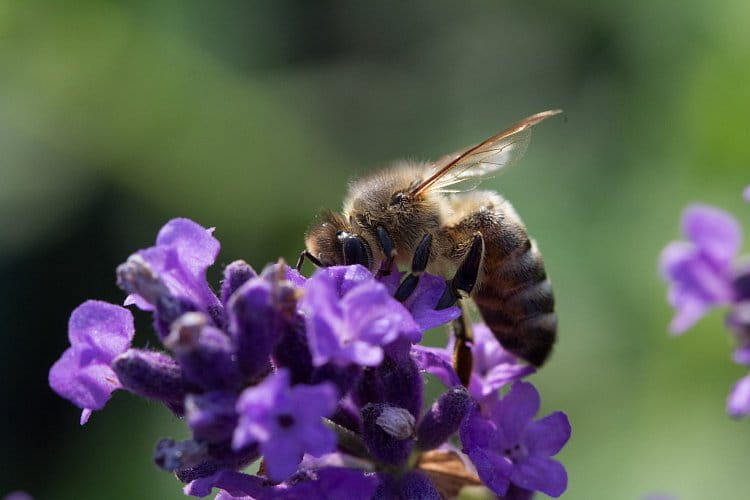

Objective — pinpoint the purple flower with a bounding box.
[413,324,534,405]
[124,218,220,312]
[460,381,570,498]
[49,300,135,424]
[3,492,34,500]
[187,467,379,499]
[300,267,421,367]
[727,373,750,418]
[232,369,338,482]
[378,263,461,331]
[744,185,750,203]
[660,205,741,333]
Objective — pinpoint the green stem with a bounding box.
[323,418,372,460]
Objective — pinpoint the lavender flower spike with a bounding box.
[301,267,420,367]
[232,369,338,482]
[49,300,135,424]
[460,381,571,498]
[660,205,741,334]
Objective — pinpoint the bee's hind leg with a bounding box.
[436,233,484,309]
[394,233,433,302]
[451,299,475,387]
[435,233,485,387]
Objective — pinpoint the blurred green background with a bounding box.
[2,1,750,498]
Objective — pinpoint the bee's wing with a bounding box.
[410,109,561,196]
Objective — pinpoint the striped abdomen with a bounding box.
[441,191,557,366]
[473,237,556,366]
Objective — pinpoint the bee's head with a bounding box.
[304,211,374,269]
[343,164,444,251]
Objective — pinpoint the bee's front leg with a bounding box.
[296,250,323,272]
[394,233,433,302]
[375,226,397,277]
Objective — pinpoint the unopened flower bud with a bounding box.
[376,406,416,440]
[361,403,413,466]
[154,438,207,472]
[165,313,240,391]
[417,386,471,451]
[221,260,257,305]
[116,255,169,305]
[112,348,186,414]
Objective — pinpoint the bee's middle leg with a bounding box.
[394,233,433,301]
[436,232,484,309]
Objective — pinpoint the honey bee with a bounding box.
[298,110,561,382]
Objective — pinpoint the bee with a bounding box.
[298,110,561,383]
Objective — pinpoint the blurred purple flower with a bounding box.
[124,218,220,312]
[3,492,34,500]
[232,369,338,482]
[660,205,741,334]
[300,267,421,367]
[744,185,750,203]
[460,381,570,498]
[48,300,134,424]
[727,373,750,418]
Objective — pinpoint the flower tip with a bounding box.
[80,408,93,425]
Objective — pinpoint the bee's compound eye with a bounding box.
[390,192,405,206]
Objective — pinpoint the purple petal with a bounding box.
[524,411,571,456]
[400,273,461,331]
[262,436,304,482]
[464,446,513,497]
[733,343,750,366]
[682,205,741,265]
[410,345,462,388]
[131,218,220,310]
[659,242,733,334]
[301,271,346,366]
[480,363,536,399]
[460,403,495,450]
[341,341,384,367]
[67,301,135,362]
[155,218,220,275]
[491,382,540,446]
[744,186,750,203]
[49,349,120,411]
[344,280,420,344]
[470,324,518,374]
[49,301,134,418]
[184,469,265,498]
[510,456,567,497]
[324,265,373,296]
[291,383,338,422]
[727,373,750,418]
